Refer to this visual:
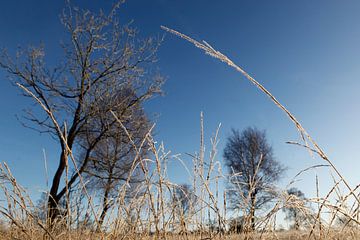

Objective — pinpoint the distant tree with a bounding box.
[228,216,246,234]
[172,184,196,233]
[79,91,150,230]
[33,193,49,223]
[283,188,306,230]
[223,127,285,231]
[0,1,163,224]
[336,213,356,228]
[173,184,196,217]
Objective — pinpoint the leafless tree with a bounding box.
[173,184,196,217]
[79,88,151,230]
[0,1,163,224]
[172,184,196,233]
[283,187,307,230]
[223,127,285,231]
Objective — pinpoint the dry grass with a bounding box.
[0,28,359,240]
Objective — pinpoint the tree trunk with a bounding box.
[47,150,67,225]
[97,187,111,232]
[294,211,299,230]
[47,126,77,226]
[249,191,256,231]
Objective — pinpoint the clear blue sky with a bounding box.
[0,0,360,206]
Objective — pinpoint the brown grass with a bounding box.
[0,28,359,240]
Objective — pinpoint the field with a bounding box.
[0,2,359,240]
[0,29,358,240]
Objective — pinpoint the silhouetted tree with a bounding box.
[33,193,50,223]
[173,184,196,217]
[0,1,163,224]
[172,184,196,233]
[228,216,245,234]
[223,127,285,231]
[283,187,306,230]
[79,89,150,230]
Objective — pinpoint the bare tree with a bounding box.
[283,188,306,230]
[283,187,316,230]
[228,216,245,234]
[172,184,196,233]
[79,89,151,230]
[173,184,196,217]
[223,127,285,231]
[0,1,163,224]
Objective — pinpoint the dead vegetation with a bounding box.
[0,2,359,240]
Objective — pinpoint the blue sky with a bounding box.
[0,0,360,209]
